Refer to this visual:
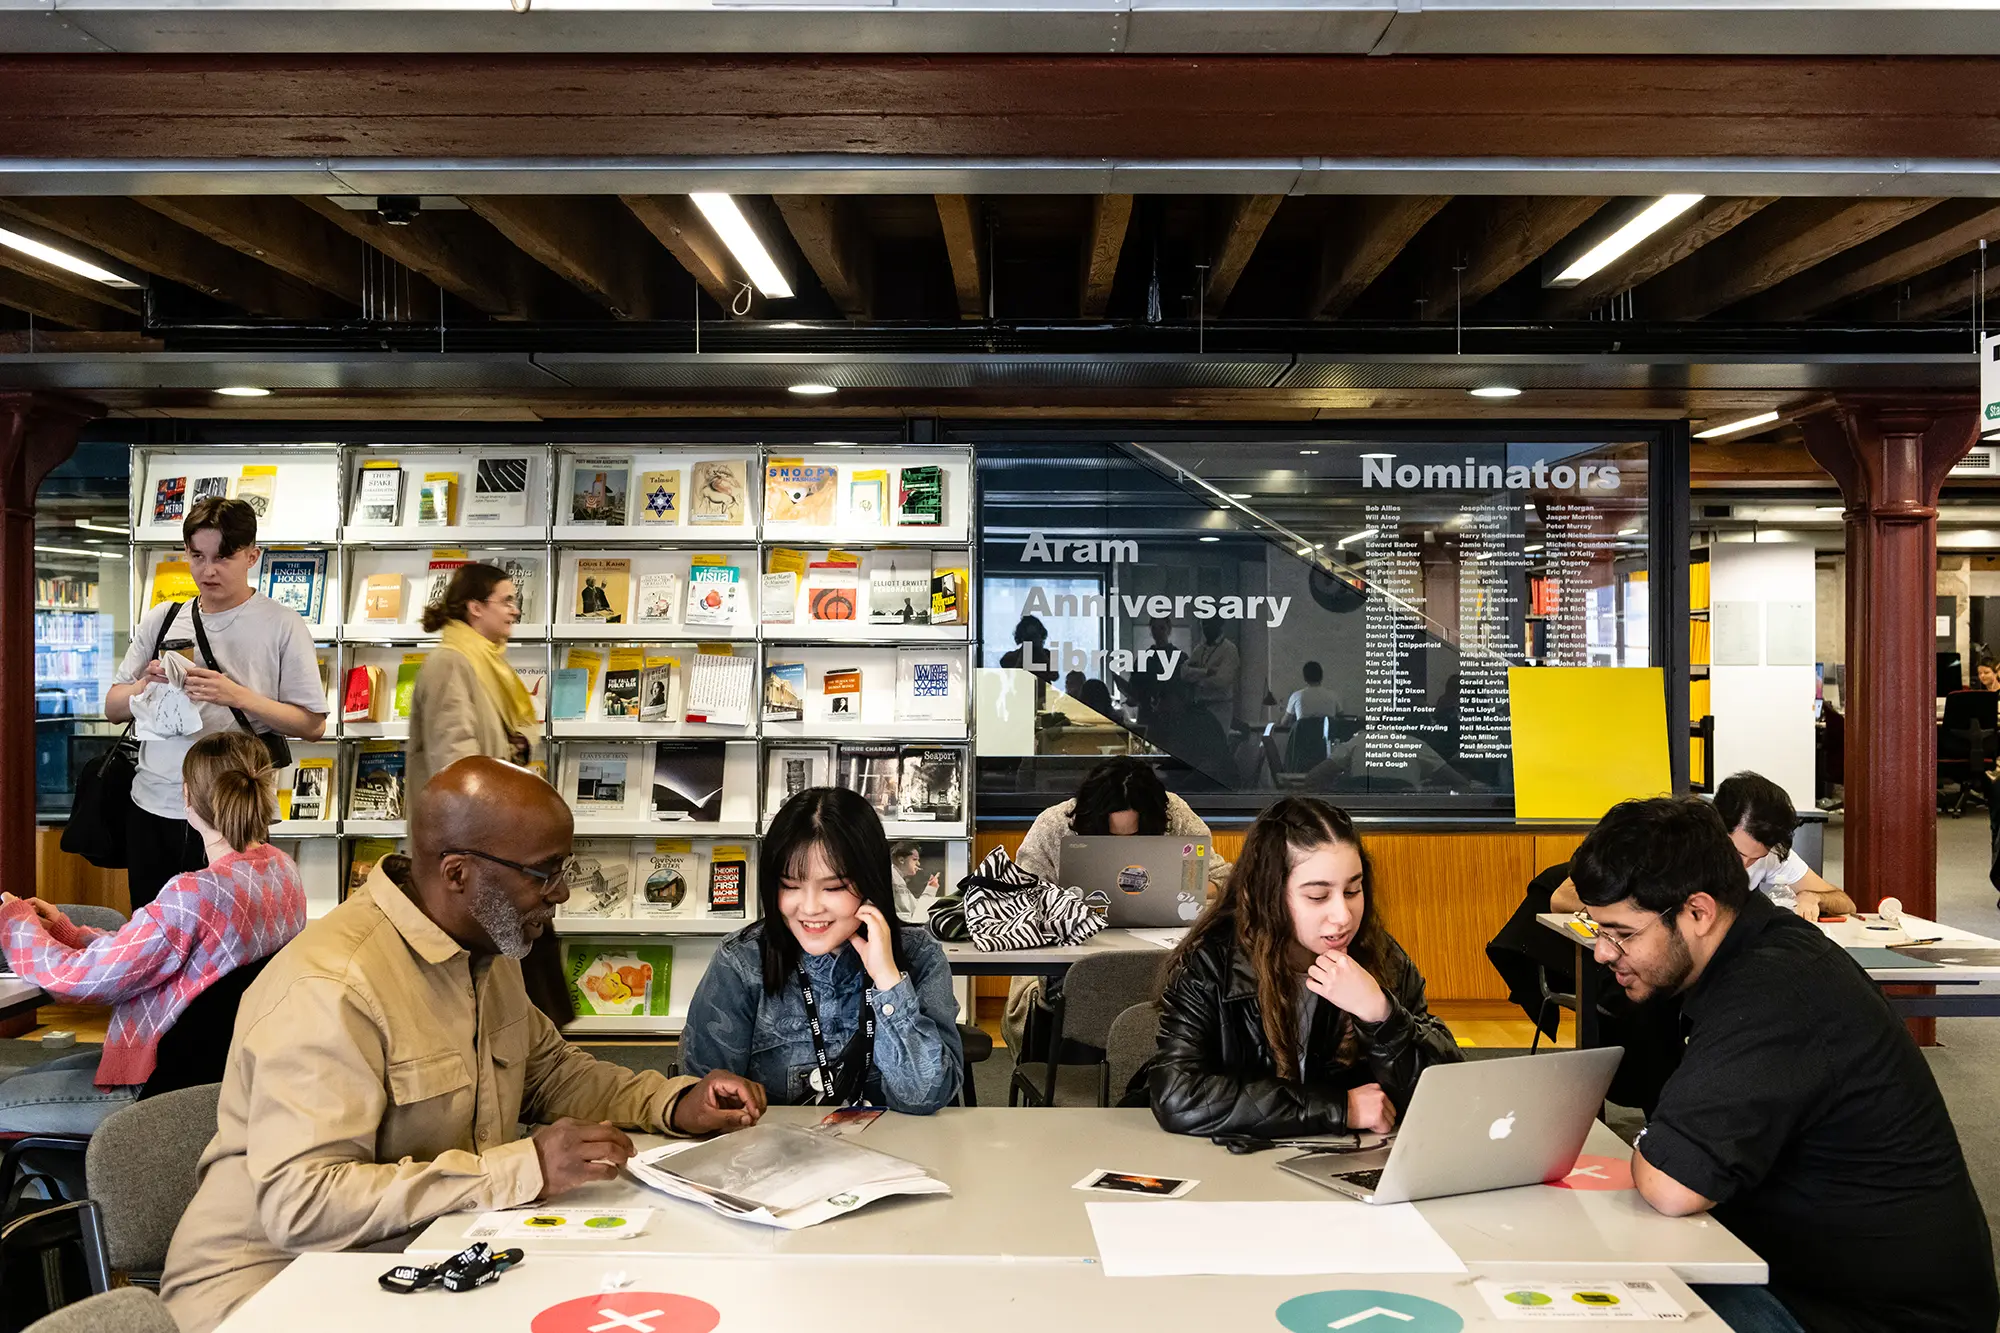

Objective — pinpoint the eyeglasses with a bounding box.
[442,849,577,888]
[1584,908,1674,959]
[478,595,520,611]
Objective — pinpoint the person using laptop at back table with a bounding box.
[1571,796,1996,1333]
[1139,796,1460,1137]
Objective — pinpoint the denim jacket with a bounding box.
[681,922,963,1114]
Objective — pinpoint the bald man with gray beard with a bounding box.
[162,757,765,1333]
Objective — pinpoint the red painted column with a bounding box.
[0,392,102,897]
[1800,395,1977,926]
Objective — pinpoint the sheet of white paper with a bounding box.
[1125,928,1188,950]
[1763,599,1813,666]
[1085,1200,1465,1277]
[1709,600,1762,666]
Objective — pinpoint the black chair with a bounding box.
[955,1023,993,1107]
[0,1201,110,1333]
[1285,715,1332,771]
[140,954,270,1099]
[1938,689,1999,817]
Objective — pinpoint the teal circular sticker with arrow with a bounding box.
[1275,1289,1465,1333]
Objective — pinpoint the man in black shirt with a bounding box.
[1570,796,1997,1333]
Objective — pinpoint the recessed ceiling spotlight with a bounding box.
[787,383,837,396]
[1470,386,1522,399]
[215,386,271,397]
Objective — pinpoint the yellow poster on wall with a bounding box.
[1509,667,1672,820]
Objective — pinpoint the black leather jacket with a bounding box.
[1145,921,1463,1138]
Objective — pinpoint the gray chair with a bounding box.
[83,1084,220,1287]
[51,905,126,933]
[1010,951,1164,1107]
[23,1287,175,1333]
[1103,1001,1162,1107]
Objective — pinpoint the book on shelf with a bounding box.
[764,460,840,527]
[806,560,860,622]
[568,455,631,526]
[687,459,747,526]
[651,739,727,822]
[836,743,901,819]
[362,573,404,623]
[259,548,329,624]
[551,667,590,720]
[820,667,862,722]
[288,757,334,822]
[636,468,682,525]
[518,668,548,722]
[636,572,681,626]
[467,456,531,528]
[929,566,969,627]
[352,462,404,527]
[233,465,278,519]
[417,471,459,526]
[708,849,747,917]
[762,661,806,723]
[563,646,604,704]
[569,748,635,813]
[640,653,679,722]
[342,665,386,722]
[684,650,754,727]
[896,745,965,822]
[498,555,538,622]
[760,547,807,626]
[560,842,635,918]
[895,465,944,527]
[684,558,742,627]
[766,745,832,811]
[895,647,965,724]
[564,940,673,1019]
[869,552,932,626]
[848,469,889,528]
[574,557,631,624]
[148,559,196,609]
[635,840,700,920]
[191,475,230,505]
[152,475,186,524]
[347,837,401,894]
[351,742,407,819]
[392,653,427,719]
[602,646,644,719]
[423,553,467,615]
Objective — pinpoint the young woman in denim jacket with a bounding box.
[681,786,963,1113]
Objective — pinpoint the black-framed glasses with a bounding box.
[441,849,577,888]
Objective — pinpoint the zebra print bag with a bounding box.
[960,846,1105,952]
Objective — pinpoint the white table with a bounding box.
[941,927,1179,977]
[218,1251,1732,1332]
[0,976,46,1023]
[406,1107,1767,1285]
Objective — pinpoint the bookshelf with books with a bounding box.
[272,741,342,838]
[553,449,758,544]
[555,546,757,641]
[759,448,970,547]
[548,640,757,739]
[557,737,762,837]
[344,545,550,644]
[761,543,974,645]
[133,447,342,547]
[1689,546,1713,792]
[342,446,549,547]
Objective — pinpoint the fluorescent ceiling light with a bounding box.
[74,519,128,536]
[0,225,138,289]
[1524,543,1544,552]
[1296,546,1313,556]
[1550,194,1704,286]
[1299,449,1320,456]
[1337,528,1377,548]
[787,383,837,396]
[1359,452,1393,460]
[689,193,794,300]
[1470,386,1522,399]
[215,386,271,398]
[1227,492,1253,500]
[36,544,119,560]
[1694,410,1780,439]
[1815,505,1845,514]
[1199,536,1220,543]
[1619,526,1641,536]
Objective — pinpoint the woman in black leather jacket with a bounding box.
[1144,796,1462,1139]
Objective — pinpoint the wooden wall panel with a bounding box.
[1534,834,1588,874]
[34,826,130,914]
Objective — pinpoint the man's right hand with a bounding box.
[1346,1082,1397,1135]
[530,1117,635,1197]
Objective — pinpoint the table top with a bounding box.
[1536,910,2000,984]
[940,926,1180,975]
[219,1252,1730,1333]
[0,976,45,1020]
[406,1107,1766,1285]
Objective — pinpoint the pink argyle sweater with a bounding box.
[0,843,305,1088]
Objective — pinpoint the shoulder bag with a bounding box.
[60,599,185,869]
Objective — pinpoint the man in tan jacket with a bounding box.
[161,757,765,1333]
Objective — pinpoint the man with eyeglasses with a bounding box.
[1570,796,1995,1333]
[162,757,766,1333]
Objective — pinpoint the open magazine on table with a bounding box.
[626,1122,949,1230]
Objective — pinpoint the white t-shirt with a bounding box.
[1746,847,1813,908]
[116,592,326,819]
[1285,685,1343,721]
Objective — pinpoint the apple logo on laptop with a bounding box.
[1489,1112,1517,1141]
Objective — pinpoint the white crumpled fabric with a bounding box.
[130,650,206,740]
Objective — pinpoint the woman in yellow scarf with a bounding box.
[408,563,537,798]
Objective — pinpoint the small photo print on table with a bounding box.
[1073,1169,1199,1199]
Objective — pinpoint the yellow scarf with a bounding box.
[441,619,537,734]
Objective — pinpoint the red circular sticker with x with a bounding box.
[531,1293,721,1333]
[1549,1154,1634,1191]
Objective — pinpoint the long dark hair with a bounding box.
[420,562,510,634]
[1071,756,1170,836]
[758,786,912,994]
[1164,797,1387,1079]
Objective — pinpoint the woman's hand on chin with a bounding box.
[1306,949,1390,1023]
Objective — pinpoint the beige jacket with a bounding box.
[406,643,522,800]
[160,862,695,1333]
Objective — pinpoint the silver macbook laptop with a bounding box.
[1279,1046,1624,1204]
[1058,835,1211,927]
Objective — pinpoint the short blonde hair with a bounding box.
[182,732,277,851]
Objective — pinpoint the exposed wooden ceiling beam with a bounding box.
[934,195,985,321]
[0,197,339,320]
[1204,195,1284,314]
[1741,198,2000,320]
[297,197,537,320]
[468,196,658,320]
[1541,197,1775,318]
[773,196,871,320]
[1080,194,1133,320]
[1857,259,1984,322]
[622,195,742,312]
[134,196,361,303]
[1436,195,1609,316]
[1637,197,1941,320]
[1310,195,1449,320]
[0,265,114,330]
[0,249,140,316]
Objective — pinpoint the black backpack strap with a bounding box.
[187,598,261,738]
[153,597,184,660]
